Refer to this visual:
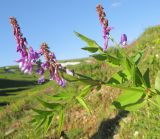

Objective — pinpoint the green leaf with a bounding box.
[135,67,144,86]
[115,90,144,106]
[113,99,146,111]
[155,71,160,92]
[143,68,151,88]
[121,57,133,74]
[31,114,44,123]
[35,116,47,130]
[32,113,55,134]
[74,32,103,52]
[75,73,98,85]
[106,54,121,66]
[78,85,92,97]
[58,110,65,137]
[132,65,136,86]
[44,114,55,134]
[131,64,144,87]
[82,47,98,53]
[31,114,43,124]
[31,114,48,131]
[37,97,62,110]
[32,108,53,116]
[115,48,123,59]
[92,54,107,61]
[76,96,91,114]
[112,90,145,111]
[108,70,128,84]
[132,51,143,65]
[47,91,74,102]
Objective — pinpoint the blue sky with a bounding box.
[0,0,160,66]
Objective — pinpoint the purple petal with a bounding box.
[38,76,45,84]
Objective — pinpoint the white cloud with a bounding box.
[111,1,121,7]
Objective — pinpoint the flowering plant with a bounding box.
[10,4,160,137]
[10,17,70,87]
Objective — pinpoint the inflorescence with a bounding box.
[10,17,41,74]
[96,4,113,51]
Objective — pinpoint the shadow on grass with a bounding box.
[0,102,9,107]
[90,110,129,139]
[0,87,31,96]
[0,79,36,89]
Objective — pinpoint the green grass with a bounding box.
[0,66,57,138]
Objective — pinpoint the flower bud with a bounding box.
[120,34,127,46]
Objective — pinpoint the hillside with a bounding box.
[0,25,160,139]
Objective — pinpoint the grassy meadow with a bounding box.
[0,26,160,139]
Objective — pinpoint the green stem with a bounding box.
[103,83,145,92]
[108,34,127,57]
[62,67,145,92]
[108,34,121,49]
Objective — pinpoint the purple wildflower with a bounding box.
[40,43,66,87]
[10,17,40,74]
[120,34,127,46]
[96,4,112,51]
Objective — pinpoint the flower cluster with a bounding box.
[96,4,112,51]
[36,43,66,87]
[10,17,41,74]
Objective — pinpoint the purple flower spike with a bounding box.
[40,43,67,87]
[120,34,127,46]
[10,17,41,75]
[96,4,112,51]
